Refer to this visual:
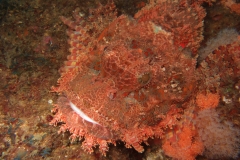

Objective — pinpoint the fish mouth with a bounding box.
[69,100,100,125]
[58,96,113,140]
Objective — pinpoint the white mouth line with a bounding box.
[69,101,99,125]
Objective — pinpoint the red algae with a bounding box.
[196,93,220,109]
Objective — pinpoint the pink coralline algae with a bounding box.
[50,0,240,159]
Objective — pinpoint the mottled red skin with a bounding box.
[49,0,240,157]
